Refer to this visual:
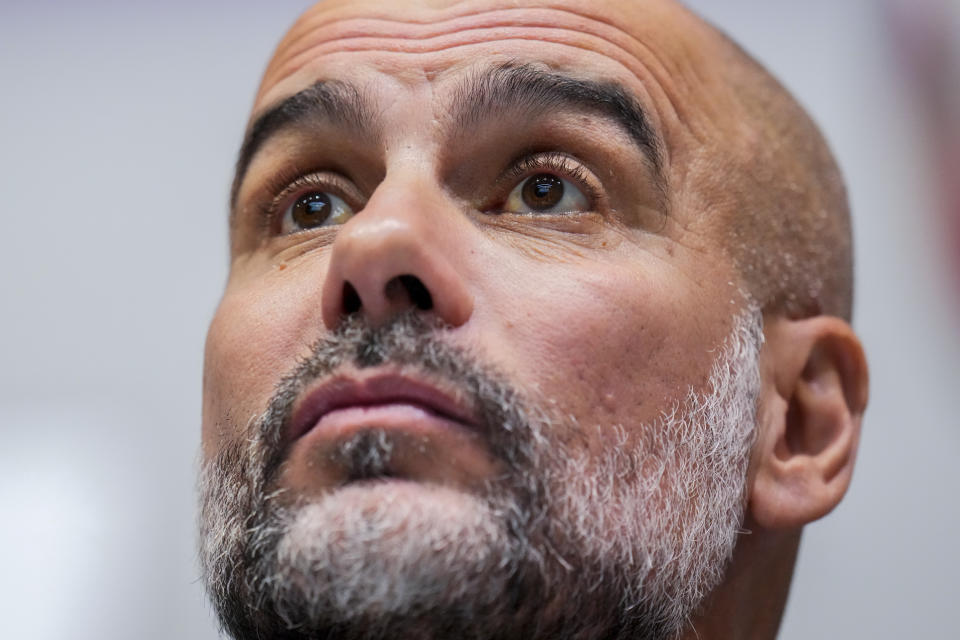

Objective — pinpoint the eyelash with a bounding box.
[255,152,602,233]
[258,167,355,232]
[498,152,602,212]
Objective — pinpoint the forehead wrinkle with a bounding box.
[264,35,682,178]
[259,7,684,127]
[270,6,623,63]
[260,34,682,158]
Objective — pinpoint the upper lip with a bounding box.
[287,372,479,443]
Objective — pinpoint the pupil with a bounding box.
[292,192,331,228]
[522,174,564,210]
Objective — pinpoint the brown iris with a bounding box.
[291,192,332,229]
[521,174,564,210]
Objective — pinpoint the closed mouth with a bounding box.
[287,371,479,445]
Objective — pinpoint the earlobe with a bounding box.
[749,316,869,530]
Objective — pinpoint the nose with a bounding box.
[320,179,474,329]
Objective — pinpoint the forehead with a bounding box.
[252,0,718,130]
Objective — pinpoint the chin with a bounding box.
[257,480,525,632]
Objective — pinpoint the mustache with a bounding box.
[253,312,535,491]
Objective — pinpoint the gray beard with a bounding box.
[199,310,762,640]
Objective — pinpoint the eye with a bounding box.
[504,173,590,214]
[282,191,354,233]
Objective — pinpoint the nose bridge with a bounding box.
[320,174,474,329]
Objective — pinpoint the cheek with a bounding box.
[201,267,325,454]
[477,254,728,429]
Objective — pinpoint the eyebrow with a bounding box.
[230,81,376,211]
[453,63,664,180]
[231,64,665,212]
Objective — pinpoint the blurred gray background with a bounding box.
[1,1,958,638]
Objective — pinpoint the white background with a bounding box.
[1,1,957,638]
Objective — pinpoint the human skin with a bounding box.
[202,0,869,637]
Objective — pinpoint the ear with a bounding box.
[749,315,869,529]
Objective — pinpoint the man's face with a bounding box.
[201,0,758,638]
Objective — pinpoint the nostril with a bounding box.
[397,275,433,311]
[342,282,362,314]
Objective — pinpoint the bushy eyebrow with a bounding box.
[230,81,377,213]
[453,62,664,181]
[230,63,666,215]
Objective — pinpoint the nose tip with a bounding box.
[321,215,473,329]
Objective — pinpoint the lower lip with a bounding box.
[299,403,467,443]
